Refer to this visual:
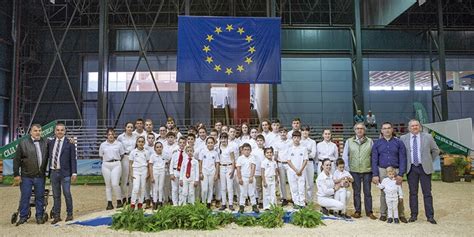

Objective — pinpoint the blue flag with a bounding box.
[177,16,281,84]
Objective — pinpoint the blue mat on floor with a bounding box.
[72,211,352,227]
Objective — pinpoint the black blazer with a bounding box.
[48,138,77,177]
[13,136,48,177]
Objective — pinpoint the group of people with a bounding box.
[12,116,439,226]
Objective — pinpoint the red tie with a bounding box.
[177,150,184,171]
[185,158,192,178]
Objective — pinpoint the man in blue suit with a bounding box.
[48,123,77,224]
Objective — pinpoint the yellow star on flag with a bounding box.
[202,45,211,53]
[245,35,253,43]
[214,27,222,34]
[245,57,253,64]
[205,56,213,64]
[248,46,256,54]
[214,64,221,72]
[237,27,245,35]
[236,65,244,72]
[225,68,233,75]
[206,34,214,42]
[226,24,234,32]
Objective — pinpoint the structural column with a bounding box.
[98,0,109,123]
[437,0,448,121]
[352,0,364,114]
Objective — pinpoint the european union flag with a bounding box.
[177,16,281,84]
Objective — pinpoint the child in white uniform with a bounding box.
[287,131,308,208]
[169,136,186,206]
[149,141,168,209]
[117,122,137,205]
[143,132,155,208]
[179,146,200,205]
[317,159,345,216]
[129,136,150,209]
[301,126,317,203]
[236,143,259,213]
[377,166,403,224]
[163,132,179,204]
[251,134,265,208]
[199,137,219,208]
[333,158,353,218]
[274,127,292,206]
[217,133,236,211]
[261,147,279,210]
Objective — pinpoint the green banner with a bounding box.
[429,129,470,156]
[413,102,429,124]
[0,121,57,160]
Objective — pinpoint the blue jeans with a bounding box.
[19,176,45,220]
[51,170,73,217]
[350,172,373,215]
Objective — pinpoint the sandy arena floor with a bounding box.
[0,181,472,237]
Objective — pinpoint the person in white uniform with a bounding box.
[273,127,292,206]
[179,146,200,205]
[261,147,279,210]
[287,131,308,208]
[217,133,236,211]
[236,143,259,214]
[301,126,317,203]
[377,166,404,224]
[251,134,266,208]
[117,122,137,204]
[129,136,150,210]
[133,118,147,138]
[260,120,277,147]
[199,137,219,208]
[287,117,301,138]
[143,132,155,208]
[333,158,353,219]
[316,129,339,175]
[317,159,345,216]
[144,119,159,139]
[163,132,178,203]
[148,141,168,209]
[99,128,125,210]
[156,125,168,144]
[169,136,186,206]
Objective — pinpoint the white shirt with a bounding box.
[130,148,149,168]
[378,177,403,200]
[217,145,234,165]
[133,130,147,138]
[50,138,64,169]
[163,143,179,158]
[156,137,167,145]
[366,114,376,124]
[195,137,207,151]
[274,139,292,162]
[117,133,137,154]
[240,136,258,150]
[144,143,155,155]
[228,139,240,156]
[261,158,278,178]
[301,138,317,160]
[199,149,219,174]
[287,145,308,171]
[316,171,336,198]
[236,155,256,178]
[179,158,200,181]
[262,131,277,147]
[333,169,353,189]
[316,140,339,161]
[99,140,125,162]
[287,129,300,138]
[251,147,265,176]
[170,149,185,176]
[410,133,422,164]
[149,153,168,171]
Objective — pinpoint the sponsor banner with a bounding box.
[429,129,470,156]
[3,159,103,176]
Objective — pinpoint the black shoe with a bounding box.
[229,205,235,211]
[387,218,393,224]
[152,202,158,210]
[343,213,352,219]
[321,207,329,215]
[252,205,259,214]
[334,211,342,217]
[258,203,263,209]
[127,197,131,204]
[218,205,226,211]
[408,217,417,222]
[145,199,152,209]
[51,217,62,224]
[65,215,73,222]
[399,216,408,223]
[158,202,163,207]
[239,205,245,214]
[329,210,334,215]
[281,199,288,206]
[122,197,127,205]
[394,218,400,224]
[207,203,211,209]
[427,218,437,224]
[379,215,387,222]
[36,218,45,224]
[106,201,114,210]
[16,218,27,226]
[117,200,123,208]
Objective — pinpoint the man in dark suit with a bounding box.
[48,123,77,224]
[13,124,49,226]
[400,119,440,224]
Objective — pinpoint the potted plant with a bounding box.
[453,157,468,182]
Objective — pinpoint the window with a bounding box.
[369,71,410,91]
[87,71,178,92]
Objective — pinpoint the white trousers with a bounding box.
[102,161,122,201]
[263,176,276,209]
[152,169,166,203]
[278,163,289,200]
[287,170,306,206]
[201,171,216,204]
[145,176,152,200]
[171,175,181,206]
[386,198,399,218]
[131,166,147,204]
[334,188,351,213]
[239,177,256,206]
[120,155,131,199]
[317,196,344,212]
[219,166,234,206]
[304,160,315,202]
[180,179,195,205]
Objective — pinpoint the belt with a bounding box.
[308,159,314,161]
[106,159,120,162]
[124,152,130,155]
[277,161,288,164]
[220,163,232,166]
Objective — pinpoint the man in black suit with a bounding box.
[49,123,77,224]
[13,124,49,226]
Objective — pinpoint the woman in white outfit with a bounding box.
[316,159,345,216]
[117,122,137,204]
[129,136,150,210]
[217,133,236,211]
[316,129,339,175]
[199,137,219,208]
[99,128,125,210]
[149,141,168,209]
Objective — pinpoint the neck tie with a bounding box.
[185,158,192,178]
[177,150,184,171]
[53,139,61,169]
[413,135,419,166]
[34,140,42,168]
